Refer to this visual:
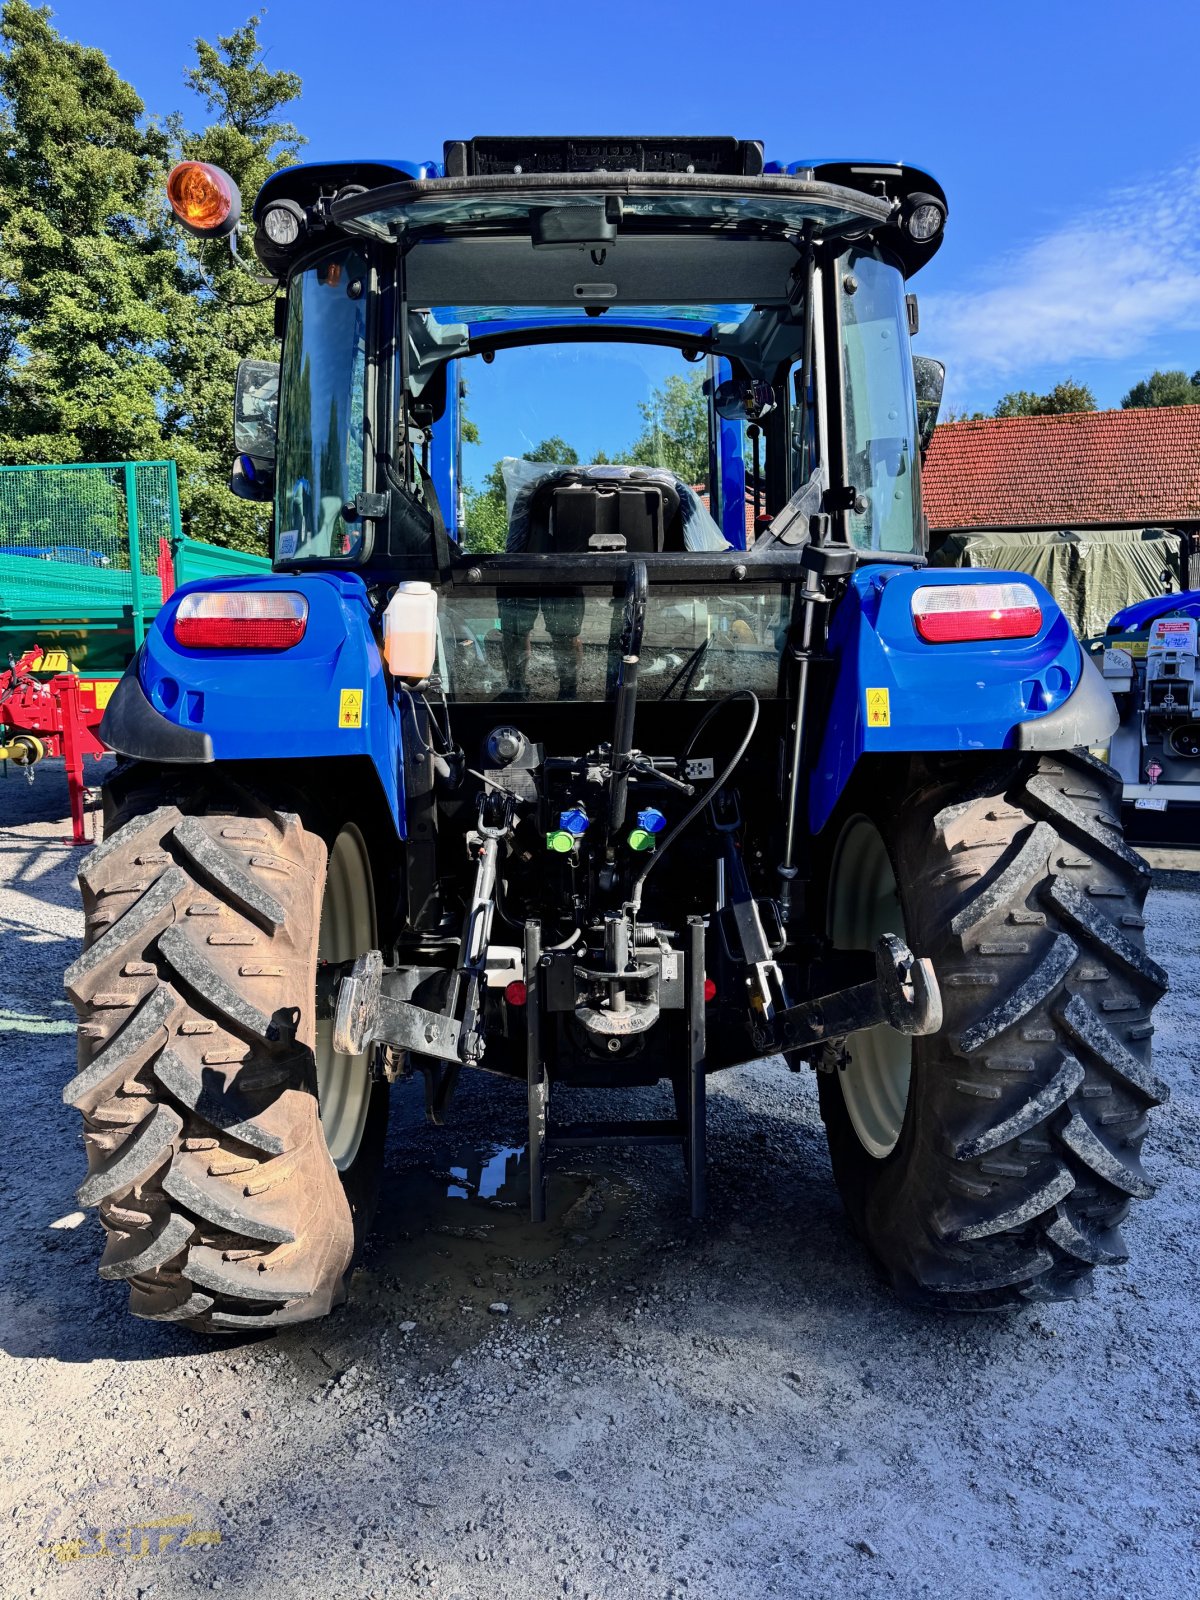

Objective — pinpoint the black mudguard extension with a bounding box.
[100,666,214,764]
[1015,648,1119,752]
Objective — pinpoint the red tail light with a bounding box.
[505,980,528,1007]
[173,591,308,651]
[911,583,1042,643]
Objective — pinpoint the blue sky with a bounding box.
[44,0,1200,435]
[463,343,686,478]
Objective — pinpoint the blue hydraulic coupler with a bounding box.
[636,807,667,834]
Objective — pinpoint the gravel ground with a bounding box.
[1,760,1198,1600]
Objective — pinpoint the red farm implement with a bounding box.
[0,648,112,842]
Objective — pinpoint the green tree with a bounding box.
[167,13,305,550]
[993,391,1042,418]
[0,6,305,554]
[0,1,182,464]
[624,372,708,482]
[1121,369,1200,409]
[993,378,1097,418]
[460,483,509,553]
[461,438,582,554]
[319,395,343,501]
[523,436,579,467]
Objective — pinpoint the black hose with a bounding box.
[627,689,759,916]
[397,684,440,755]
[494,864,579,949]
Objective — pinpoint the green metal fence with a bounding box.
[0,460,270,672]
[0,460,181,654]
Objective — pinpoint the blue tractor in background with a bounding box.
[1102,587,1200,842]
[66,138,1168,1333]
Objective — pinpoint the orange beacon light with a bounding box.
[166,161,242,238]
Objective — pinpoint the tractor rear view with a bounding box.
[64,138,1167,1333]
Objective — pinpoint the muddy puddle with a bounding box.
[347,1137,655,1355]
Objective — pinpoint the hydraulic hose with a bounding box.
[606,562,648,848]
[494,869,579,950]
[627,689,759,917]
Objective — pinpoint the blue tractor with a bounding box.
[67,139,1168,1332]
[1102,588,1200,842]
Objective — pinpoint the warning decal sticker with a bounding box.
[866,687,891,728]
[338,688,364,728]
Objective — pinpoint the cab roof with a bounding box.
[252,141,946,280]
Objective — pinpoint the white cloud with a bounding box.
[920,159,1200,394]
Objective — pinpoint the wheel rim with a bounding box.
[315,824,376,1172]
[828,815,912,1159]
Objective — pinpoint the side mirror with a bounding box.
[230,452,273,503]
[234,358,279,463]
[913,356,945,457]
[712,377,776,422]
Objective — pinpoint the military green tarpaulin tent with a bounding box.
[931,527,1182,643]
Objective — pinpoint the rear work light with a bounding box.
[173,591,308,651]
[911,583,1042,643]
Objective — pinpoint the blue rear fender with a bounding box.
[810,566,1086,835]
[137,571,405,836]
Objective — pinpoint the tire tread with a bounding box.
[819,749,1166,1310]
[66,792,358,1332]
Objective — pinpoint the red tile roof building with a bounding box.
[695,488,760,544]
[922,406,1200,531]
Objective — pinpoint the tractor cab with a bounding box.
[240,141,945,585]
[222,139,949,829]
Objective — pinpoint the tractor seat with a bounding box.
[505,462,730,553]
[514,466,684,555]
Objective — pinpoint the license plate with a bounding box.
[1135,796,1168,811]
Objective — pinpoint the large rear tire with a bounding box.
[818,750,1169,1310]
[65,787,387,1332]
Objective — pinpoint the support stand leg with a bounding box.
[525,920,547,1223]
[58,676,87,846]
[685,915,707,1220]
